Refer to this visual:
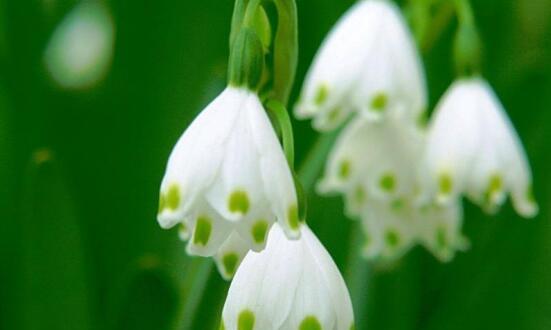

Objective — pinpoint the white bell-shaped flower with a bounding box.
[318,116,424,216]
[360,198,468,262]
[295,0,426,131]
[360,199,418,261]
[415,202,469,262]
[44,1,114,89]
[221,223,355,330]
[422,77,538,217]
[157,87,300,259]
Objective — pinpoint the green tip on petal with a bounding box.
[288,204,300,230]
[438,173,453,197]
[299,316,322,330]
[354,185,366,204]
[327,107,341,123]
[379,173,396,193]
[238,310,255,330]
[193,216,212,246]
[385,229,400,248]
[391,198,404,211]
[166,184,180,210]
[350,323,356,330]
[339,159,351,180]
[487,173,503,198]
[219,321,225,330]
[314,84,329,106]
[436,227,447,250]
[371,92,388,112]
[228,190,250,215]
[251,220,269,244]
[222,253,239,277]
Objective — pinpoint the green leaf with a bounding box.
[111,257,179,330]
[18,150,92,330]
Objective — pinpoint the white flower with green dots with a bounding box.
[157,20,302,279]
[422,77,538,218]
[318,116,425,217]
[221,223,355,330]
[157,86,300,259]
[294,0,427,131]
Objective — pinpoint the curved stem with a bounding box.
[266,99,295,168]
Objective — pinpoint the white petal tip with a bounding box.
[157,214,179,229]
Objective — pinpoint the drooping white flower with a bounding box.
[318,116,425,216]
[295,0,427,131]
[360,199,418,261]
[157,87,300,259]
[221,223,355,330]
[422,77,538,217]
[415,201,469,262]
[360,198,468,262]
[44,1,115,89]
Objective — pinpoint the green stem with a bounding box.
[266,99,295,167]
[172,258,213,330]
[454,0,475,25]
[243,0,264,29]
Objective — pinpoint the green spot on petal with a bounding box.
[158,193,166,213]
[350,323,356,330]
[371,92,388,112]
[288,204,299,230]
[339,159,351,180]
[219,321,225,330]
[251,220,269,244]
[299,316,322,330]
[417,110,428,128]
[354,185,366,203]
[379,173,396,192]
[166,184,180,210]
[238,310,255,330]
[314,84,329,105]
[228,190,250,215]
[438,173,453,197]
[436,227,447,250]
[193,216,212,246]
[488,173,503,197]
[328,107,341,123]
[385,229,400,248]
[391,198,404,211]
[222,252,239,276]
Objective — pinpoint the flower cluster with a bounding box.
[298,0,537,262]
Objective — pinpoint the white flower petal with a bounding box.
[423,79,484,204]
[185,201,233,257]
[361,199,418,261]
[213,232,250,280]
[221,223,354,330]
[158,88,241,229]
[416,201,469,262]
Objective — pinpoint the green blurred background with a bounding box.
[1,0,550,329]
